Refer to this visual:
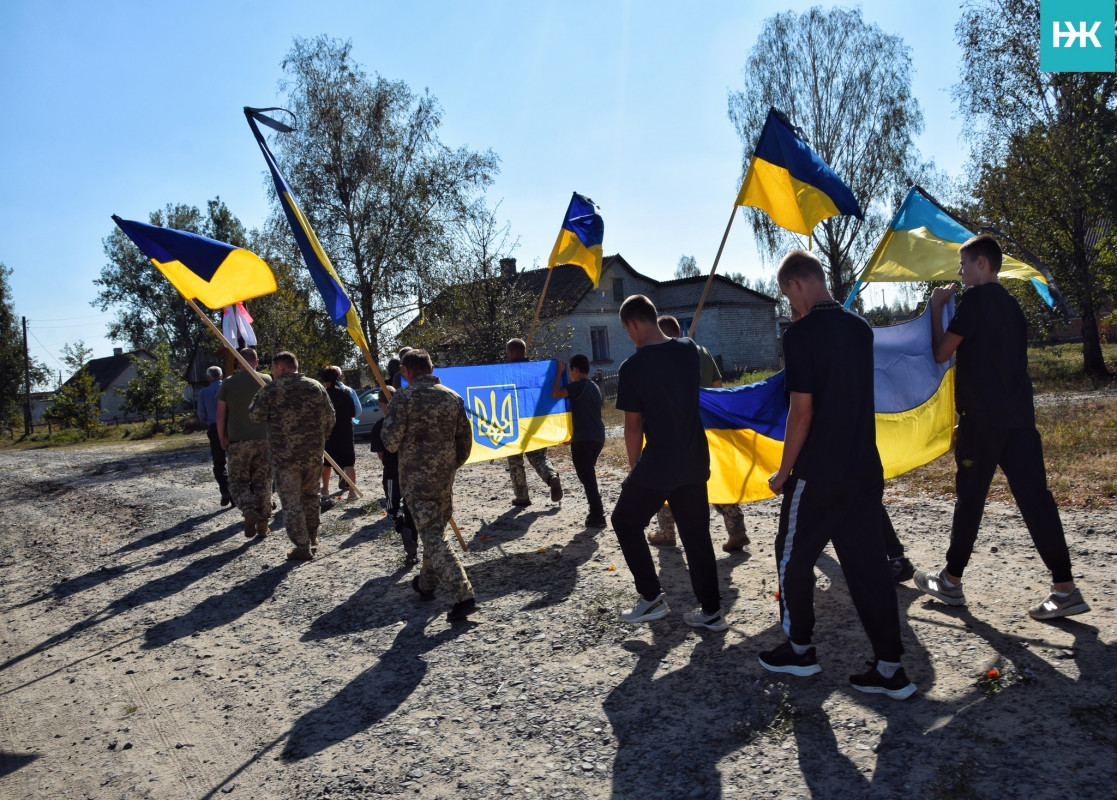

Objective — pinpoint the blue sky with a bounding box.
[1,0,967,377]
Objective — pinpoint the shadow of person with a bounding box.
[281,615,468,761]
[338,511,394,550]
[468,505,562,551]
[0,751,38,778]
[142,561,297,649]
[302,571,417,642]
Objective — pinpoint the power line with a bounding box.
[28,312,113,322]
[28,330,65,370]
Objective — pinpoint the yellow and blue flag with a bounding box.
[852,185,1062,311]
[735,107,862,236]
[112,215,276,310]
[702,304,954,503]
[244,107,369,352]
[426,360,571,465]
[548,192,604,288]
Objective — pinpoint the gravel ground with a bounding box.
[1,433,1115,800]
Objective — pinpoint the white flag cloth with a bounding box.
[222,302,257,347]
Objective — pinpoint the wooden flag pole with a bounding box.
[355,337,468,552]
[525,268,554,351]
[186,299,361,498]
[688,205,739,339]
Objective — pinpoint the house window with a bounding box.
[590,327,610,362]
[612,278,625,303]
[679,317,694,337]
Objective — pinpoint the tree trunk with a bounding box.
[1080,305,1109,378]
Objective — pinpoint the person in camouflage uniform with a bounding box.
[217,348,273,539]
[249,351,335,561]
[649,315,751,552]
[381,349,477,622]
[504,338,563,506]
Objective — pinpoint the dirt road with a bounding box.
[1,438,1114,799]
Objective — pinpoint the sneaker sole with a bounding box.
[1029,602,1090,620]
[622,609,670,624]
[757,656,821,677]
[850,681,918,700]
[685,617,728,632]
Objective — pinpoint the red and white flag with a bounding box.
[222,302,257,347]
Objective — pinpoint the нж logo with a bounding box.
[467,384,519,450]
[1040,0,1115,72]
[1052,20,1103,47]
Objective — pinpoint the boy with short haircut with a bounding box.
[611,294,726,631]
[762,250,915,699]
[370,385,419,566]
[551,353,606,528]
[915,234,1089,619]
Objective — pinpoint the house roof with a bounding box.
[65,349,152,392]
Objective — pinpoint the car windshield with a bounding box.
[358,389,379,408]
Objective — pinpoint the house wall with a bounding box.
[559,264,659,368]
[99,363,145,420]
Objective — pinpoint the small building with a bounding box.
[61,347,154,422]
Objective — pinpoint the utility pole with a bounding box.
[22,316,32,435]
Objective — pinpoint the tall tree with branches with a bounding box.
[727,6,924,302]
[273,35,500,363]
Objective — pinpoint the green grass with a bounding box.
[1028,342,1117,394]
[2,418,206,451]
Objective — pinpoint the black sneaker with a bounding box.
[890,557,915,583]
[849,663,917,700]
[758,640,821,676]
[585,514,607,529]
[448,598,476,622]
[410,575,435,601]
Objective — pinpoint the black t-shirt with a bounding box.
[325,386,356,447]
[616,337,709,489]
[783,304,882,482]
[947,281,1034,426]
[370,417,398,481]
[566,378,605,444]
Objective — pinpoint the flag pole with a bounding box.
[689,205,738,339]
[186,298,361,499]
[525,267,554,351]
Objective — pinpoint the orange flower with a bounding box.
[773,591,780,599]
[536,548,546,554]
[986,669,999,680]
[607,565,616,571]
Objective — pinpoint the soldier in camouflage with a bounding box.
[505,338,563,506]
[381,349,477,622]
[249,351,335,561]
[217,348,273,539]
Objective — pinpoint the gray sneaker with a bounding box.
[913,568,966,606]
[1028,588,1090,620]
[622,592,670,623]
[683,608,728,632]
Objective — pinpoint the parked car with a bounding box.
[353,388,384,436]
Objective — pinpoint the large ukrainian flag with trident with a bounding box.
[243,107,369,351]
[426,361,571,465]
[703,304,954,503]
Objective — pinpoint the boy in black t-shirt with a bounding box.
[760,250,915,700]
[551,354,607,528]
[371,386,419,567]
[915,234,1088,620]
[610,295,725,631]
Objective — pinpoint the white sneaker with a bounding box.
[683,608,728,631]
[622,592,670,623]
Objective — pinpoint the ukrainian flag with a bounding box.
[244,107,369,352]
[427,360,571,465]
[854,186,1059,309]
[702,304,954,503]
[548,192,604,288]
[112,216,276,309]
[735,107,862,236]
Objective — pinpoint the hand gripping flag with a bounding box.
[112,216,276,309]
[849,185,1066,314]
[244,107,369,352]
[222,302,257,347]
[735,107,862,236]
[548,192,604,288]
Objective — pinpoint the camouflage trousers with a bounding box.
[409,493,474,603]
[508,448,557,501]
[657,502,746,538]
[275,457,321,547]
[228,439,272,524]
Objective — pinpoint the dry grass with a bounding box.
[1028,342,1117,394]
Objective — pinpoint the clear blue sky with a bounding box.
[0,0,967,379]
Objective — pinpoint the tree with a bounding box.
[274,35,500,363]
[674,255,701,279]
[46,341,103,438]
[727,6,924,302]
[0,263,49,429]
[94,198,248,368]
[954,0,1117,377]
[122,343,187,426]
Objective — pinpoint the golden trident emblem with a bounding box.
[474,388,515,446]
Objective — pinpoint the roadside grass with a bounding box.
[1028,342,1117,394]
[1,418,206,451]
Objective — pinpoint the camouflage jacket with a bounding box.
[248,373,334,463]
[381,374,472,498]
